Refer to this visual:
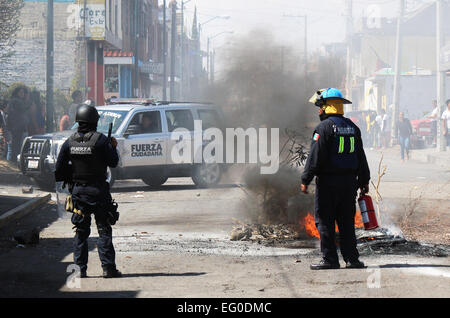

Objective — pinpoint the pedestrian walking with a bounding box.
[396,112,412,162]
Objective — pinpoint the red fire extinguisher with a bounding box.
[358,194,379,230]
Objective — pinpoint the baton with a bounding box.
[108,122,113,139]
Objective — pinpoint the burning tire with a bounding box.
[192,163,222,188]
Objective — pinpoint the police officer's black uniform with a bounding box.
[302,113,370,270]
[55,105,121,278]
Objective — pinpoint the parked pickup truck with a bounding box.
[18,99,226,190]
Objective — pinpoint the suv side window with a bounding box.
[198,109,221,129]
[127,111,162,134]
[165,109,194,132]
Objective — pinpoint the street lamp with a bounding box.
[199,15,230,31]
[207,31,234,83]
[199,15,231,42]
[198,15,231,86]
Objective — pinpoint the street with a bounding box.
[0,148,449,298]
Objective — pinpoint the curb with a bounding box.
[0,193,51,228]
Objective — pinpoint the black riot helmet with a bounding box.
[75,105,100,124]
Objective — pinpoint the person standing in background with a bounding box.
[68,90,84,126]
[59,107,71,131]
[0,98,9,159]
[28,90,45,135]
[427,100,439,147]
[380,109,391,148]
[396,112,412,162]
[442,100,450,149]
[6,86,30,162]
[375,110,383,149]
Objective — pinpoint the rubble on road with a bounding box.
[230,220,305,242]
[22,186,33,194]
[230,220,450,257]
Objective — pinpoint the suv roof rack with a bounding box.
[153,101,213,105]
[109,99,213,106]
[109,98,157,105]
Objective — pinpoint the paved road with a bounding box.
[0,150,449,298]
[365,147,450,184]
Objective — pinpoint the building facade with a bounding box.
[0,0,204,106]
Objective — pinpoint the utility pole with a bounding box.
[170,1,177,101]
[134,0,139,97]
[163,0,167,101]
[180,1,185,100]
[391,0,404,143]
[180,0,192,101]
[207,37,210,83]
[345,0,353,105]
[46,0,54,132]
[211,49,215,85]
[436,0,446,152]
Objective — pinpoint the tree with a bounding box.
[0,0,24,63]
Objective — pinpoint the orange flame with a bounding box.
[354,211,364,228]
[300,211,365,239]
[300,213,320,238]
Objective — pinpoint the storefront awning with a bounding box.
[104,51,134,65]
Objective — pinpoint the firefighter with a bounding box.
[55,105,121,278]
[301,88,370,270]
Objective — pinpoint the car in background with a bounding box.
[410,117,435,149]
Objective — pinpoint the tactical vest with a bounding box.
[328,116,359,172]
[68,131,106,183]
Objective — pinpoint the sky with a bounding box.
[183,0,395,52]
[181,0,435,51]
[176,0,436,76]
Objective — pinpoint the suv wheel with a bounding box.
[142,175,168,188]
[192,163,222,188]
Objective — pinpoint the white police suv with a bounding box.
[18,99,226,190]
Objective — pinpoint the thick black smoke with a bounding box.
[203,29,347,225]
[202,29,346,132]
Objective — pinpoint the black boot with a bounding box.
[310,259,340,270]
[103,268,122,278]
[80,270,88,278]
[345,260,365,269]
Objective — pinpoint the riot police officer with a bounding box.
[301,88,370,270]
[55,105,121,278]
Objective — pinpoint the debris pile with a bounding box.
[230,221,305,242]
